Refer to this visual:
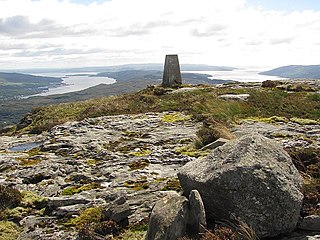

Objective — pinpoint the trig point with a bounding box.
[162,54,182,87]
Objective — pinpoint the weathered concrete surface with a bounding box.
[162,54,182,87]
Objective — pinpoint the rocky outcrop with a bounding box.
[145,190,206,240]
[0,112,202,239]
[178,134,304,238]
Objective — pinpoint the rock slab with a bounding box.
[178,134,303,238]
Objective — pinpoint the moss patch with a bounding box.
[0,221,20,240]
[290,117,319,125]
[123,179,149,191]
[128,149,151,157]
[241,116,289,124]
[174,145,211,158]
[85,159,100,166]
[61,183,100,195]
[161,178,182,192]
[161,112,192,123]
[21,191,47,209]
[66,207,103,228]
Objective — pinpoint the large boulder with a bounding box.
[178,134,303,238]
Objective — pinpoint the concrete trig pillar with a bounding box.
[162,54,182,87]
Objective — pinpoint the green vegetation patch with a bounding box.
[123,179,149,191]
[16,85,320,134]
[161,112,192,123]
[66,207,120,238]
[241,116,289,124]
[128,149,151,157]
[290,117,318,125]
[20,191,47,209]
[174,145,211,158]
[0,221,21,240]
[66,207,103,228]
[161,178,182,192]
[61,183,100,195]
[86,159,100,166]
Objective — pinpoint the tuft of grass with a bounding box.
[0,185,22,210]
[61,183,100,195]
[194,124,233,149]
[0,221,21,240]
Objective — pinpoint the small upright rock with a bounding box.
[145,194,189,240]
[162,54,182,87]
[188,190,207,235]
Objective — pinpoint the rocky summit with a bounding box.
[0,112,203,239]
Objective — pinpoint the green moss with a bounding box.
[61,183,100,195]
[65,207,103,228]
[123,130,143,138]
[123,179,149,191]
[128,149,151,157]
[26,148,43,157]
[128,160,150,170]
[21,191,47,209]
[0,221,20,240]
[161,178,182,192]
[161,112,192,123]
[174,145,211,158]
[86,159,100,166]
[3,207,31,221]
[290,117,319,125]
[241,116,289,124]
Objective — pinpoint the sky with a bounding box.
[0,0,320,70]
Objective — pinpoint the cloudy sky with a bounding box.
[0,0,320,69]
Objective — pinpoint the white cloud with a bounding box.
[0,0,320,69]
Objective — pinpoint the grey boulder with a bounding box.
[145,194,189,240]
[178,134,303,238]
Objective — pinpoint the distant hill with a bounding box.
[0,72,62,100]
[0,70,233,127]
[260,65,320,79]
[13,63,236,74]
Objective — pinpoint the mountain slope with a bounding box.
[260,65,320,79]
